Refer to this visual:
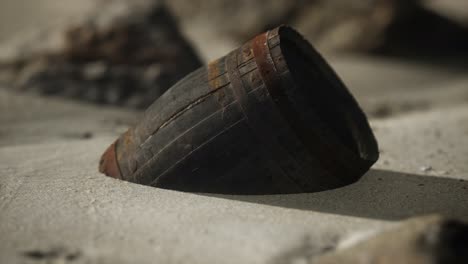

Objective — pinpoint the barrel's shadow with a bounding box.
[202,169,468,220]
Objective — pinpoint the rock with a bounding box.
[0,0,202,109]
[315,215,468,264]
[292,0,468,57]
[169,0,468,59]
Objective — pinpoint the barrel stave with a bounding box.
[100,25,379,194]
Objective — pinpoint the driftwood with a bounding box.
[0,1,202,108]
[100,26,378,194]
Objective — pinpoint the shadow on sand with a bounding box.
[202,169,468,221]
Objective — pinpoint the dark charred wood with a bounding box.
[0,2,202,109]
[100,26,379,194]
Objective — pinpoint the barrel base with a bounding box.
[99,141,122,180]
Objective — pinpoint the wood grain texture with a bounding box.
[101,26,379,194]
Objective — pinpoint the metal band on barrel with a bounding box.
[225,51,249,119]
[252,30,284,103]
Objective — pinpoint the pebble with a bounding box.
[419,165,433,173]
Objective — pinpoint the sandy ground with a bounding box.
[1,55,467,263]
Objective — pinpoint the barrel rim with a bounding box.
[273,25,379,165]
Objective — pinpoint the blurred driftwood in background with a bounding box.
[0,0,202,108]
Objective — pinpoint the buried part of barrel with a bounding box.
[99,25,379,194]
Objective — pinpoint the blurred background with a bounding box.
[0,0,467,117]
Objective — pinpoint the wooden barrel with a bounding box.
[99,26,379,194]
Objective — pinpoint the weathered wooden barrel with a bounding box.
[99,25,379,194]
